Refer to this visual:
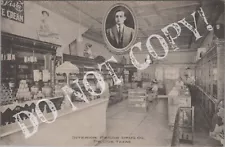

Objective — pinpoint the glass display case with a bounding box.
[1,32,62,126]
[1,32,60,104]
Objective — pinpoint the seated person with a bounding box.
[148,79,158,102]
[150,79,158,93]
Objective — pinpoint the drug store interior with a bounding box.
[0,1,224,147]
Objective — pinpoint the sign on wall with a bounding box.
[1,0,24,23]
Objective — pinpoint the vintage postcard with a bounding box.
[0,0,224,147]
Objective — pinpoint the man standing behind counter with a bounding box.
[106,8,134,49]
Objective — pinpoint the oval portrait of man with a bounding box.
[102,3,138,54]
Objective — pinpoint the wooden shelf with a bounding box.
[2,31,61,54]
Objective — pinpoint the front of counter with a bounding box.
[0,98,108,146]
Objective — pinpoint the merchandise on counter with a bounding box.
[31,82,39,96]
[16,80,32,101]
[8,81,15,89]
[37,91,44,99]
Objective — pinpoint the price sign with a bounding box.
[1,0,24,23]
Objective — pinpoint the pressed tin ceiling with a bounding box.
[34,0,224,50]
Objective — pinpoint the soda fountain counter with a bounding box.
[0,97,109,146]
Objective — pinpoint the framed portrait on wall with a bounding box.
[102,3,138,54]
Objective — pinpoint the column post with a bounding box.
[76,34,83,57]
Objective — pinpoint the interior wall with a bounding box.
[156,50,196,94]
[121,50,196,94]
[2,1,87,54]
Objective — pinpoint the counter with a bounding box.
[0,97,108,146]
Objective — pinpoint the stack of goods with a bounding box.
[128,89,148,112]
[1,84,14,105]
[31,84,39,99]
[16,80,32,101]
[31,87,44,99]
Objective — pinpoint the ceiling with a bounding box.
[34,0,224,52]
